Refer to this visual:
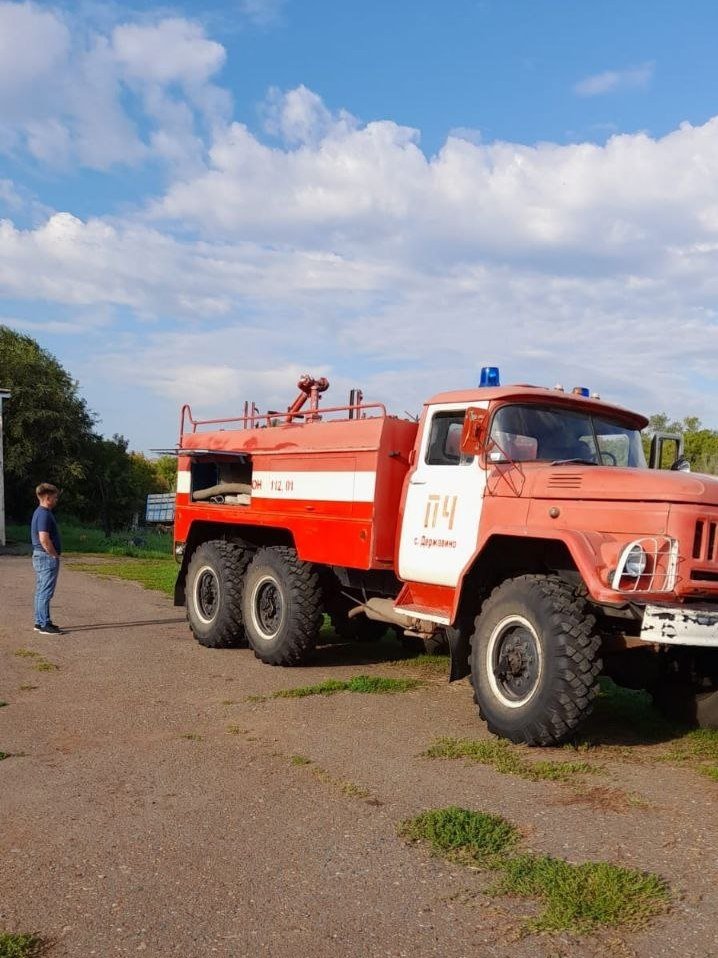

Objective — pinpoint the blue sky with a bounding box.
[2,0,718,451]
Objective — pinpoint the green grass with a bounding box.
[399,806,519,858]
[0,752,10,761]
[0,933,44,958]
[253,675,424,702]
[290,754,312,766]
[400,806,669,935]
[492,853,669,934]
[69,557,176,596]
[6,521,172,558]
[425,736,596,783]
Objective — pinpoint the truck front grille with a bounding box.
[693,519,718,563]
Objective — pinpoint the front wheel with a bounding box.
[242,547,323,666]
[471,575,602,745]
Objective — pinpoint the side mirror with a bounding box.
[649,432,685,469]
[670,456,691,473]
[460,407,488,456]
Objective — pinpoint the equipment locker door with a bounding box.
[398,403,488,587]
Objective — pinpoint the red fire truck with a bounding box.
[172,370,718,745]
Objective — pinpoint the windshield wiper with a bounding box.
[550,458,599,466]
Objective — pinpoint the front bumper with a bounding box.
[641,604,718,647]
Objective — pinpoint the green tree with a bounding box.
[0,326,95,520]
[645,414,718,474]
[152,454,177,492]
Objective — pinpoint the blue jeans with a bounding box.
[32,551,60,627]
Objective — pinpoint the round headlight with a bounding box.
[624,545,647,577]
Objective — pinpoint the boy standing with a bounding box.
[31,483,62,635]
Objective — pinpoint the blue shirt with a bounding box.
[31,506,61,554]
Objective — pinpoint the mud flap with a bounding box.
[448,625,470,682]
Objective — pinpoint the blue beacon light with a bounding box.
[572,386,590,397]
[479,366,501,387]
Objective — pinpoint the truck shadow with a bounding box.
[565,679,689,749]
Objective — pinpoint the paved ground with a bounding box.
[1,554,718,958]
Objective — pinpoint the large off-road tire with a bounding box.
[471,575,602,745]
[242,546,323,666]
[186,540,250,648]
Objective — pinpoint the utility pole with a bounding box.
[0,388,10,547]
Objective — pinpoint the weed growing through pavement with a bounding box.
[0,752,10,761]
[34,661,58,672]
[14,649,58,673]
[18,685,38,692]
[15,649,60,672]
[0,702,7,708]
[226,725,242,735]
[425,737,597,784]
[288,754,375,802]
[249,675,424,702]
[0,932,45,957]
[400,806,669,935]
[180,733,202,741]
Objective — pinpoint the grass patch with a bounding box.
[387,651,449,677]
[698,765,718,782]
[6,521,172,559]
[0,751,11,761]
[34,660,58,672]
[492,854,669,933]
[400,806,669,935]
[290,754,312,766]
[69,557,176,597]
[14,650,57,672]
[0,933,44,958]
[399,806,519,859]
[268,675,423,700]
[425,737,596,784]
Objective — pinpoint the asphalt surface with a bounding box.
[1,554,718,957]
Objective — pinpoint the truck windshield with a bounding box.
[489,404,647,468]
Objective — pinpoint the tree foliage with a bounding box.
[0,326,95,519]
[1,326,171,528]
[646,414,718,474]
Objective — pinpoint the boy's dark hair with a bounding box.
[36,483,60,498]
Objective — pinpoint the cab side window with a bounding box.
[425,412,466,465]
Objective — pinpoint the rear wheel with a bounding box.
[471,575,602,745]
[186,541,250,648]
[242,547,323,665]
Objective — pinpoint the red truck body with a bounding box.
[172,376,718,744]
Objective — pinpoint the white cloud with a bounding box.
[237,0,286,27]
[111,18,226,89]
[2,39,718,447]
[574,62,655,97]
[0,4,228,170]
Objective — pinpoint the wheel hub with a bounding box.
[254,579,283,637]
[196,569,219,621]
[492,623,540,704]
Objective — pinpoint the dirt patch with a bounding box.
[1,555,717,957]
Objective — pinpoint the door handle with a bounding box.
[410,480,427,485]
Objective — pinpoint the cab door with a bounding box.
[398,403,488,587]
